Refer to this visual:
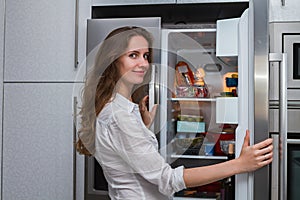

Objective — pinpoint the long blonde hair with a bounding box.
[76,26,153,155]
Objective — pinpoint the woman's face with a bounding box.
[117,35,150,86]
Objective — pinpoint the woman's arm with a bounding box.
[183,130,273,188]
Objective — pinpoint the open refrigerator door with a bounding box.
[160,19,244,198]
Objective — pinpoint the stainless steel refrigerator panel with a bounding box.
[252,0,270,199]
[87,18,161,54]
[284,35,300,89]
[86,18,161,71]
[177,0,248,3]
[269,22,300,97]
[269,106,300,133]
[269,22,300,200]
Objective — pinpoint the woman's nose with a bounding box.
[138,56,149,67]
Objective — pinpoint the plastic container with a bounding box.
[204,143,215,156]
[177,121,205,133]
[225,77,238,87]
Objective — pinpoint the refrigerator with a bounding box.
[82,0,300,199]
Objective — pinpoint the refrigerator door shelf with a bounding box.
[216,17,239,67]
[216,97,238,124]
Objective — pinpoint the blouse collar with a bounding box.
[114,93,139,113]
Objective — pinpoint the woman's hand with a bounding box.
[236,130,273,173]
[139,95,158,128]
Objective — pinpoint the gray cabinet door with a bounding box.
[4,0,84,82]
[92,0,175,6]
[0,0,4,197]
[3,83,81,200]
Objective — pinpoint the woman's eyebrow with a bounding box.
[127,50,149,54]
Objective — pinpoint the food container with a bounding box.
[225,77,238,87]
[177,121,205,133]
[195,85,209,98]
[175,136,204,149]
[178,114,204,122]
[215,132,235,156]
[175,85,209,98]
[176,86,196,97]
[175,136,204,155]
[220,92,234,97]
[200,131,235,156]
[220,140,235,155]
[204,142,215,156]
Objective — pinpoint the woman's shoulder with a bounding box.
[97,100,130,123]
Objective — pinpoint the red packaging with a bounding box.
[204,132,235,156]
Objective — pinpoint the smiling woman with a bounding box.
[76,26,274,200]
[76,26,154,156]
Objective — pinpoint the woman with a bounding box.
[76,26,273,200]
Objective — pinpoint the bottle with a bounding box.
[194,67,209,98]
[228,143,235,160]
[175,61,195,86]
[225,143,235,200]
[224,177,233,200]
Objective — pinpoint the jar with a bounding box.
[195,85,209,98]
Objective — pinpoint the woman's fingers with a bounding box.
[253,138,273,150]
[258,144,273,156]
[150,104,158,117]
[139,95,149,112]
[253,138,273,160]
[242,130,250,148]
[238,130,274,172]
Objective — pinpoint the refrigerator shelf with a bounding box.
[170,154,227,160]
[173,197,218,200]
[170,98,216,102]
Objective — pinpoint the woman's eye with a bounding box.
[143,53,150,60]
[129,53,137,58]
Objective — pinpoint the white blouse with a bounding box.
[94,93,186,200]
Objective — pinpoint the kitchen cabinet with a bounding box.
[269,0,300,22]
[4,0,84,82]
[92,0,176,6]
[2,83,82,200]
[2,0,85,199]
[0,0,4,198]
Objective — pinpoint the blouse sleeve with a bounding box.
[106,109,186,197]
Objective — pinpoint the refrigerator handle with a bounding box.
[73,96,78,200]
[150,64,159,105]
[149,64,159,131]
[271,134,279,200]
[149,64,156,106]
[269,53,288,200]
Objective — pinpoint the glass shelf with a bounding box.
[170,154,227,160]
[173,197,218,200]
[170,98,216,102]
